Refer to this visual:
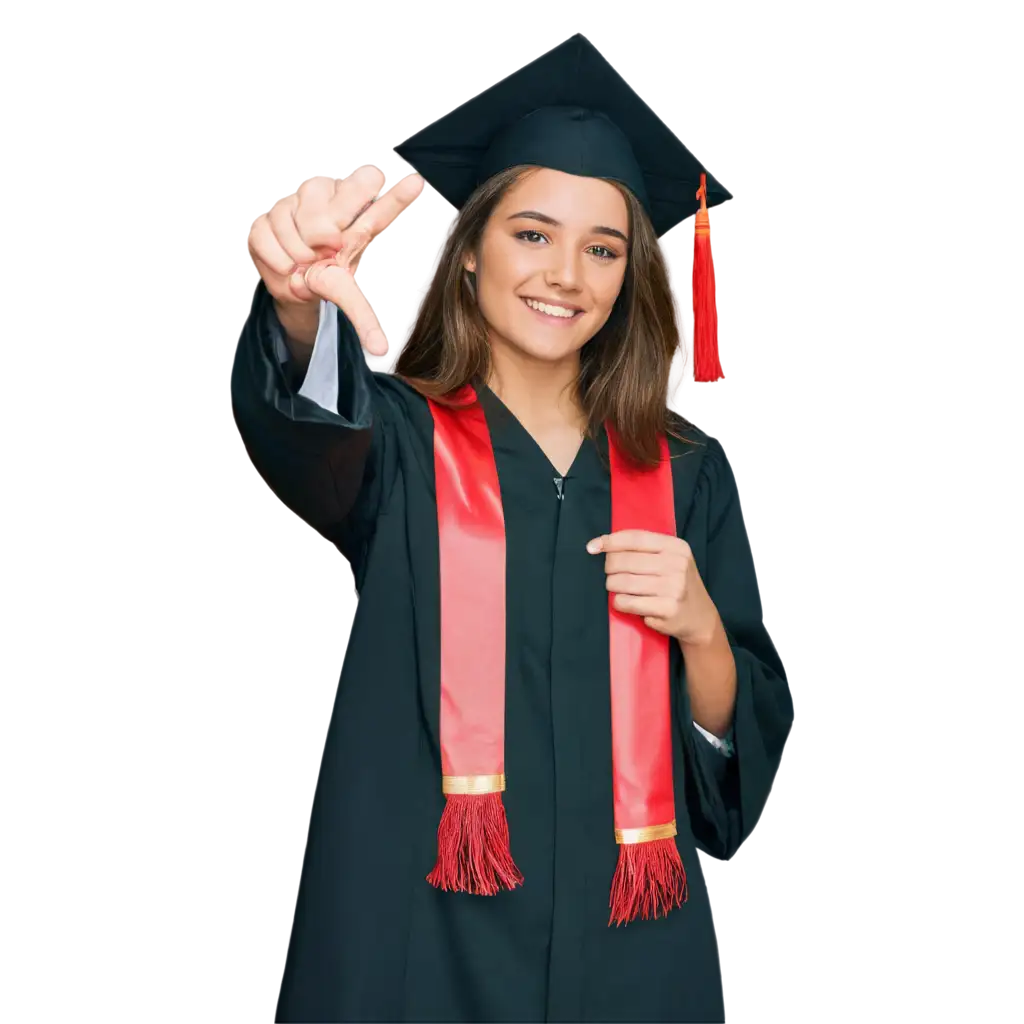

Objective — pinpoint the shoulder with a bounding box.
[360,372,441,481]
[370,369,427,405]
[664,410,734,525]
[364,370,433,429]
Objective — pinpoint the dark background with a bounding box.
[0,8,1019,1024]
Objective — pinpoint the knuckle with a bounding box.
[297,217,344,250]
[248,212,268,237]
[303,258,331,282]
[352,164,385,188]
[305,264,338,296]
[251,220,276,248]
[269,195,293,217]
[267,203,293,235]
[307,259,339,282]
[297,175,334,197]
[345,223,374,254]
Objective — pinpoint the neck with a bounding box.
[484,335,586,433]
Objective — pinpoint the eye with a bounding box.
[515,230,620,262]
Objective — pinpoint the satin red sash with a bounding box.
[427,386,686,923]
[606,424,677,836]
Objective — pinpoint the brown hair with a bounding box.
[394,165,697,467]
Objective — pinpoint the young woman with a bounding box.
[231,34,794,1024]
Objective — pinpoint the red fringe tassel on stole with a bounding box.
[608,837,689,927]
[426,792,524,895]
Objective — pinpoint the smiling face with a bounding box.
[464,167,630,367]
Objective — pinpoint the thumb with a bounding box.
[301,257,334,293]
[285,265,319,304]
[303,259,389,356]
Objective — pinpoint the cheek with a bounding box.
[592,274,625,315]
[487,243,535,291]
[475,242,516,304]
[477,252,540,324]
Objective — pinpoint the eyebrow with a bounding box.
[506,209,629,244]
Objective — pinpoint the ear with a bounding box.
[463,253,476,274]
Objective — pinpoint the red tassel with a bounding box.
[426,792,524,895]
[608,838,688,927]
[693,172,724,382]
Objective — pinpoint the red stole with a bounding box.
[426,385,686,926]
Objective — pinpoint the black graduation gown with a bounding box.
[230,279,794,1023]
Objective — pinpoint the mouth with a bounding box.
[520,296,585,324]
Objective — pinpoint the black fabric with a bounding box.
[230,280,794,1022]
[393,33,731,239]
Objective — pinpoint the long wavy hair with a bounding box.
[394,164,697,467]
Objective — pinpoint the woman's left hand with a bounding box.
[587,530,721,645]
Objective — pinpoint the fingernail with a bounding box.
[586,538,601,553]
[365,328,387,354]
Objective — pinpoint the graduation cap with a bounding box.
[393,32,730,381]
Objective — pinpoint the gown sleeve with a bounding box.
[679,436,794,860]
[230,279,398,580]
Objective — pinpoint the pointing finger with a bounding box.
[333,172,423,257]
[586,530,679,554]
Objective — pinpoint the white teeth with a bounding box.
[524,297,578,318]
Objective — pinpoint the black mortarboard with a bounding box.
[394,32,729,380]
[393,32,731,239]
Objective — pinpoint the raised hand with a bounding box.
[247,165,424,355]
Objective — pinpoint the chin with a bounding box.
[504,331,581,363]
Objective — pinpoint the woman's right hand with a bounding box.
[247,165,424,355]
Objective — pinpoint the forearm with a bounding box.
[230,281,378,535]
[677,616,737,739]
[274,299,320,372]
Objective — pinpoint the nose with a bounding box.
[544,244,583,295]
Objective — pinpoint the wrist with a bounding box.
[677,612,724,650]
[274,298,320,350]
